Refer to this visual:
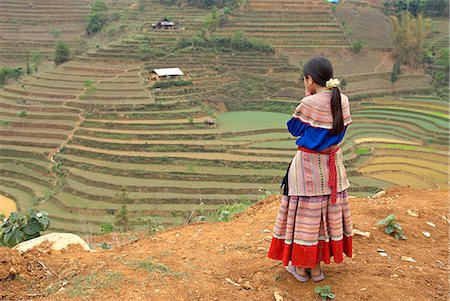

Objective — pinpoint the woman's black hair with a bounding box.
[302,56,344,135]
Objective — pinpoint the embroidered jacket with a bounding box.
[284,91,352,196]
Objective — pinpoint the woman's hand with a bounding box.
[303,76,312,96]
[304,87,312,96]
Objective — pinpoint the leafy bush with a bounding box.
[54,40,71,65]
[352,39,367,54]
[16,110,27,117]
[377,214,407,240]
[0,66,24,86]
[315,285,335,300]
[175,31,274,53]
[0,209,50,247]
[151,80,193,89]
[0,120,10,126]
[198,0,241,8]
[87,0,108,35]
[101,222,115,233]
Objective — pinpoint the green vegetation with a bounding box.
[175,31,274,53]
[383,0,448,17]
[161,0,242,9]
[377,214,407,240]
[204,7,233,32]
[355,147,371,155]
[352,39,367,54]
[126,257,185,278]
[30,51,43,73]
[0,66,24,86]
[0,209,50,247]
[50,28,61,39]
[54,40,71,65]
[391,12,431,66]
[16,110,27,118]
[0,120,10,126]
[216,200,252,221]
[152,80,193,90]
[390,60,401,84]
[315,285,336,300]
[66,271,122,297]
[428,48,449,85]
[87,0,108,36]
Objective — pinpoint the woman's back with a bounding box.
[287,90,352,151]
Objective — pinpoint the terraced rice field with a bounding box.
[0,0,448,234]
[0,0,137,66]
[223,0,348,50]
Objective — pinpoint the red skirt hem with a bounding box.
[267,235,352,268]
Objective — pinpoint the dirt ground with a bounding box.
[0,187,448,301]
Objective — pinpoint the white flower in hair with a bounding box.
[326,78,340,89]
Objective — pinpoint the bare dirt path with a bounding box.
[374,52,391,73]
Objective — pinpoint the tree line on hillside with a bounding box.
[384,0,448,17]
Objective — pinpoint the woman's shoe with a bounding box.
[308,268,325,282]
[285,265,310,283]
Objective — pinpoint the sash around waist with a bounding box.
[282,145,349,198]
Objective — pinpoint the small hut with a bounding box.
[148,68,184,81]
[151,18,175,30]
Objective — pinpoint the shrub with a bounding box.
[0,66,24,86]
[115,205,130,232]
[54,40,71,65]
[0,120,9,126]
[174,31,274,53]
[87,0,108,36]
[0,209,51,247]
[50,28,61,38]
[151,80,193,89]
[352,39,367,54]
[101,222,115,233]
[16,110,27,117]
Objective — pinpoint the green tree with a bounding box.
[391,12,431,66]
[54,40,71,65]
[115,205,130,232]
[26,52,31,75]
[390,60,401,85]
[114,187,131,232]
[87,0,108,36]
[31,50,43,72]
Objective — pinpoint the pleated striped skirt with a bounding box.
[267,191,353,268]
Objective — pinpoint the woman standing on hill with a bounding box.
[267,56,353,282]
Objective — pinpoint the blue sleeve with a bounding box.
[287,117,307,137]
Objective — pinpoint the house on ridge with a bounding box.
[148,67,184,81]
[152,18,175,30]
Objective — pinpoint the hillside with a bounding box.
[0,187,448,300]
[0,0,449,233]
